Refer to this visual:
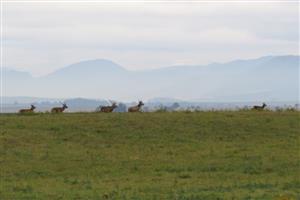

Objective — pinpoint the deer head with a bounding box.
[112,102,118,108]
[109,100,118,108]
[30,104,36,110]
[138,101,144,107]
[62,103,68,109]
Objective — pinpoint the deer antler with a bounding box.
[109,99,117,105]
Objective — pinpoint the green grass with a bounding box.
[0,111,299,199]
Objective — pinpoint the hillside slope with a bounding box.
[3,55,299,101]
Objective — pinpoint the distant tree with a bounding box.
[168,102,180,111]
[95,105,104,112]
[195,106,202,111]
[114,103,127,112]
[163,102,180,111]
[142,106,150,112]
[155,104,167,112]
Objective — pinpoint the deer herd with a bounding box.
[18,101,146,113]
[19,101,267,114]
[18,101,268,114]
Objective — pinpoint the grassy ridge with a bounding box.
[0,111,299,199]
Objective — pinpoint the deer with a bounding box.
[252,102,267,111]
[19,104,36,113]
[128,101,144,112]
[51,103,68,113]
[99,102,118,113]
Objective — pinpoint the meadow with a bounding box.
[0,111,299,199]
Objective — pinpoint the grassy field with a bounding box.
[0,111,299,200]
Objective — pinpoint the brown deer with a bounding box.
[19,104,36,113]
[128,101,144,112]
[51,103,68,113]
[100,102,118,113]
[252,103,267,111]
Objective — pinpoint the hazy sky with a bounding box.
[2,1,299,76]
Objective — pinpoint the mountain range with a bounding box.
[3,55,299,102]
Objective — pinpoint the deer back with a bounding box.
[51,107,64,113]
[252,105,264,110]
[19,106,35,113]
[19,108,33,113]
[100,106,114,113]
[128,105,140,112]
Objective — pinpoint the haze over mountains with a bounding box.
[3,55,299,102]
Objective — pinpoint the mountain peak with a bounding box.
[66,59,125,70]
[73,58,119,65]
[47,59,126,77]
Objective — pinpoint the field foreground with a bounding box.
[0,111,299,199]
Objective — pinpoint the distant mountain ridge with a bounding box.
[46,59,127,78]
[2,55,299,102]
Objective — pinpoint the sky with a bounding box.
[2,0,299,76]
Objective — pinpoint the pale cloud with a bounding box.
[2,1,299,76]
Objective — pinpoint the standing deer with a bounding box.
[51,103,68,113]
[252,103,267,111]
[100,102,118,113]
[128,101,144,112]
[19,104,36,113]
